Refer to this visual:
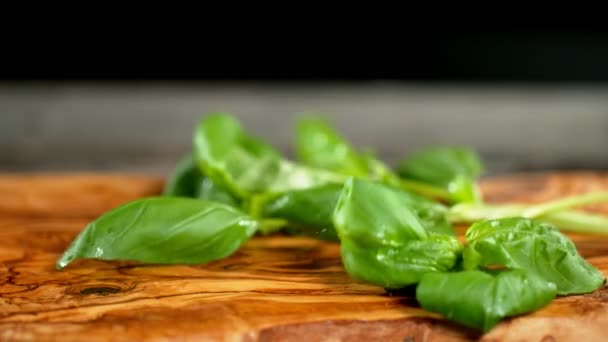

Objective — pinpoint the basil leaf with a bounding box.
[362,153,401,183]
[397,146,484,203]
[57,197,258,269]
[261,178,454,241]
[333,178,456,244]
[333,178,428,245]
[261,183,343,241]
[296,117,369,177]
[163,154,204,197]
[194,113,346,198]
[402,190,455,237]
[197,177,240,207]
[332,178,462,288]
[193,113,280,198]
[342,235,463,289]
[397,146,483,184]
[417,270,557,331]
[464,217,605,295]
[295,118,406,186]
[163,153,239,207]
[294,118,458,202]
[295,118,402,184]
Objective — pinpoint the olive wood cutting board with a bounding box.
[1,172,607,341]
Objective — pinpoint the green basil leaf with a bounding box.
[464,217,605,295]
[163,154,204,197]
[333,178,458,245]
[261,183,343,241]
[417,270,557,331]
[57,197,258,269]
[294,118,457,202]
[342,235,463,289]
[397,146,484,203]
[295,118,404,185]
[362,153,400,183]
[402,191,455,237]
[296,117,369,177]
[197,177,240,207]
[356,176,455,236]
[163,153,239,207]
[261,178,453,241]
[397,146,483,184]
[333,178,428,245]
[193,113,280,198]
[332,178,461,288]
[194,113,346,198]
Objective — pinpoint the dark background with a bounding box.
[2,32,608,82]
[1,31,607,176]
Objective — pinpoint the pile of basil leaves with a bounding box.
[58,113,606,332]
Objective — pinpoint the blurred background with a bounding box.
[1,31,607,177]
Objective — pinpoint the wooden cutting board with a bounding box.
[1,172,608,341]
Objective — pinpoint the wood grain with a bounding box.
[0,174,163,219]
[0,172,607,341]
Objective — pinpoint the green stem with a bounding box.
[397,179,453,202]
[246,192,281,219]
[258,218,289,235]
[447,203,526,223]
[245,193,288,235]
[448,203,608,235]
[540,210,608,235]
[523,191,608,218]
